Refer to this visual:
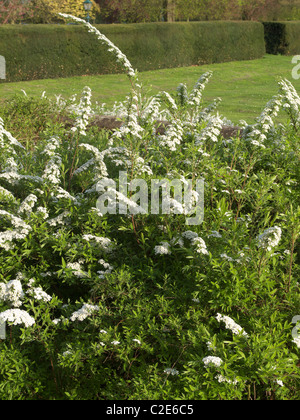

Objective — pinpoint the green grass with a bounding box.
[1,54,299,124]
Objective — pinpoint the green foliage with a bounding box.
[0,94,71,145]
[0,21,265,83]
[0,20,300,401]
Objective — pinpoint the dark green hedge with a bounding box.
[0,21,266,83]
[263,21,300,55]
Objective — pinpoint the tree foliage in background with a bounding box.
[0,0,100,24]
[0,0,32,24]
[0,0,298,24]
[96,0,164,23]
[33,0,99,23]
[95,0,290,23]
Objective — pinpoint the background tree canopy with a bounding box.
[0,0,300,24]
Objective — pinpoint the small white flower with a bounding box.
[182,230,198,241]
[62,350,73,357]
[191,237,209,255]
[36,207,49,220]
[292,337,300,348]
[206,341,214,351]
[220,253,234,262]
[202,356,223,368]
[154,241,171,255]
[66,262,88,278]
[0,279,24,307]
[164,368,179,375]
[215,374,239,385]
[70,303,99,322]
[28,287,52,303]
[216,313,248,337]
[256,226,282,252]
[208,231,222,238]
[82,235,114,253]
[276,380,284,387]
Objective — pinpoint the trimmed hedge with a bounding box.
[0,21,265,83]
[263,21,300,55]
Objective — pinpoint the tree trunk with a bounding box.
[167,0,175,22]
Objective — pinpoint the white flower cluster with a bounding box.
[66,262,88,278]
[28,286,52,303]
[158,120,184,151]
[182,230,199,241]
[220,250,250,264]
[0,275,53,308]
[18,194,38,217]
[195,114,223,145]
[82,234,114,253]
[0,170,43,186]
[207,231,222,238]
[159,91,178,113]
[0,186,15,202]
[42,137,60,157]
[177,83,188,106]
[292,337,300,348]
[215,374,239,385]
[141,96,161,122]
[256,226,282,252]
[279,78,300,129]
[40,136,63,186]
[43,155,62,186]
[216,313,248,337]
[73,158,95,176]
[202,356,223,368]
[59,14,136,79]
[0,210,32,251]
[154,230,209,257]
[51,186,78,204]
[188,72,213,110]
[69,303,99,322]
[0,309,35,328]
[36,206,49,220]
[134,157,153,176]
[0,278,24,307]
[79,143,108,180]
[4,157,19,172]
[113,117,144,143]
[71,86,92,136]
[97,259,114,279]
[164,368,179,376]
[244,93,283,148]
[47,211,71,227]
[191,237,209,255]
[154,241,171,255]
[182,230,208,255]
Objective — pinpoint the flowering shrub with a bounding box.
[0,17,300,400]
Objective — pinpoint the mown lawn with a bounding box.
[1,54,299,124]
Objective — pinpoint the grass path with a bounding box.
[1,54,299,124]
